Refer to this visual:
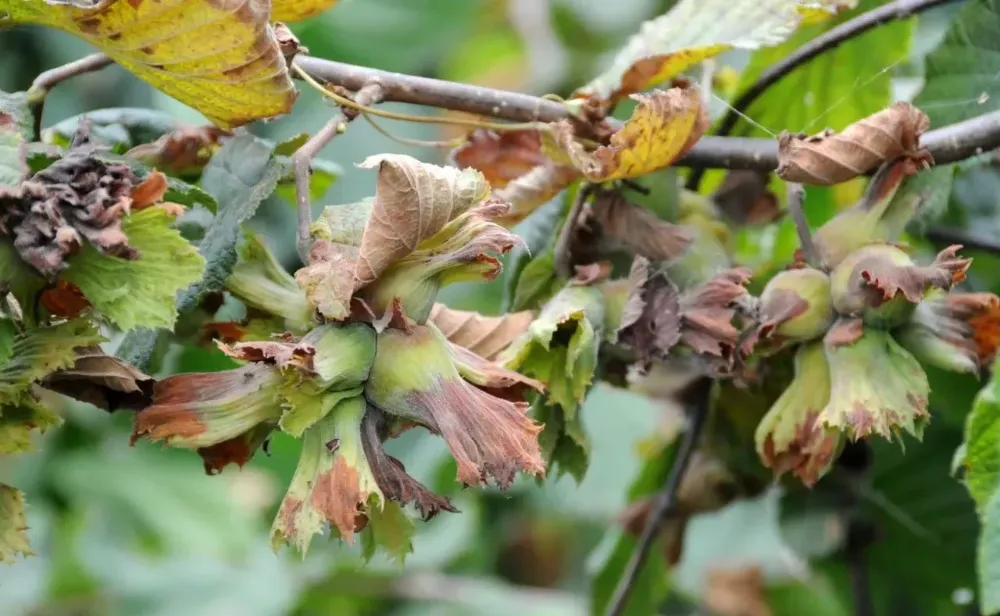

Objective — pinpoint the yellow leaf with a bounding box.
[553,87,707,182]
[577,0,820,102]
[0,483,31,564]
[272,0,338,23]
[1,0,297,129]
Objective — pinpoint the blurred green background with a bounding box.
[1,0,996,614]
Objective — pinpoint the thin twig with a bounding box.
[925,227,1000,255]
[27,53,114,140]
[553,183,592,278]
[293,82,384,262]
[604,384,711,616]
[786,183,820,267]
[687,0,961,190]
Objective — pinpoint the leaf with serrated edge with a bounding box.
[0,0,297,128]
[0,484,31,563]
[554,87,707,182]
[62,206,205,331]
[578,0,817,101]
[0,319,103,407]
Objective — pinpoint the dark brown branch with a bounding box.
[292,82,384,262]
[294,55,1000,173]
[687,0,961,189]
[605,381,711,616]
[27,53,114,140]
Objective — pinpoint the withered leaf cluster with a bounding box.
[0,151,164,277]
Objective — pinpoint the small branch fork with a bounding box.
[604,381,712,616]
[292,82,384,262]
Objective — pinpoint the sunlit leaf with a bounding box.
[272,0,338,23]
[554,87,707,182]
[1,0,297,128]
[578,0,819,101]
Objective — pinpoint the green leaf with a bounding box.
[62,206,205,331]
[0,240,44,325]
[963,369,1000,513]
[116,133,283,369]
[44,107,181,150]
[981,488,1000,614]
[0,89,31,140]
[895,165,956,236]
[361,500,415,564]
[0,318,102,406]
[732,0,912,137]
[505,196,564,312]
[914,0,1000,127]
[0,120,26,188]
[0,483,31,564]
[0,397,62,454]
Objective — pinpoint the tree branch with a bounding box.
[687,0,961,189]
[294,55,1000,173]
[27,53,114,140]
[292,82,384,262]
[605,380,711,616]
[787,182,821,267]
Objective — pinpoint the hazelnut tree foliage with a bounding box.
[3,0,1000,613]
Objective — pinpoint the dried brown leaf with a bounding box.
[39,280,91,318]
[354,154,491,288]
[428,303,533,361]
[492,163,579,226]
[216,338,315,372]
[711,170,782,226]
[450,129,548,189]
[360,408,457,520]
[705,566,773,616]
[42,345,154,411]
[777,102,932,185]
[589,190,693,261]
[127,127,229,176]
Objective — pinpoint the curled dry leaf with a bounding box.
[360,408,457,520]
[299,155,494,321]
[492,163,580,226]
[554,86,708,182]
[776,102,932,185]
[127,126,230,176]
[588,189,693,261]
[451,129,549,189]
[428,303,533,361]
[355,154,491,287]
[577,0,816,101]
[216,338,316,372]
[711,170,782,227]
[0,151,144,277]
[42,346,154,412]
[2,0,297,128]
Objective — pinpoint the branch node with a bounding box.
[293,82,385,263]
